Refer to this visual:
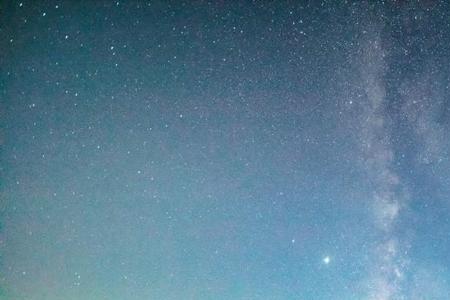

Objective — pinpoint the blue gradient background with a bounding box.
[1,1,450,299]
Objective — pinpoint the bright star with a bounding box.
[323,256,331,265]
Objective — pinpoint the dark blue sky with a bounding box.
[2,1,450,299]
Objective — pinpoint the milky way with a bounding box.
[2,2,450,299]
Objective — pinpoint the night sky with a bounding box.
[2,1,450,299]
